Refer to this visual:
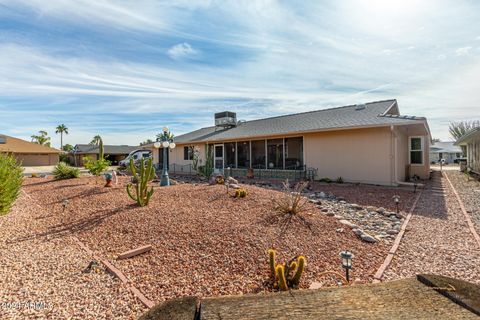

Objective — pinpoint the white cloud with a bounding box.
[455,46,472,56]
[167,42,198,60]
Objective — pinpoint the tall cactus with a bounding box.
[268,249,277,278]
[126,157,154,206]
[267,249,307,291]
[291,256,306,286]
[99,138,104,160]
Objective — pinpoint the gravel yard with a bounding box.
[445,170,480,235]
[0,191,146,319]
[383,171,480,284]
[14,176,401,309]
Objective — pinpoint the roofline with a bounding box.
[168,120,430,145]
[455,127,480,145]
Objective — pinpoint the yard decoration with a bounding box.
[126,157,155,206]
[268,249,307,291]
[104,172,113,187]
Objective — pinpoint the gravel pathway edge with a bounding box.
[373,190,423,281]
[443,172,480,248]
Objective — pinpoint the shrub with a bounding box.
[319,177,332,183]
[0,153,23,215]
[198,144,214,178]
[126,157,155,206]
[273,180,309,216]
[59,153,71,165]
[215,175,224,185]
[336,176,344,183]
[84,157,110,176]
[268,249,306,291]
[53,162,80,180]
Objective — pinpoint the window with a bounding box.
[409,137,423,165]
[183,146,194,160]
[251,140,266,168]
[267,139,284,169]
[285,137,303,169]
[237,141,250,168]
[224,142,236,168]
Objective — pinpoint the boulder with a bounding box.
[376,207,386,214]
[352,228,363,236]
[360,233,377,243]
[387,229,399,235]
[226,177,239,185]
[338,220,358,229]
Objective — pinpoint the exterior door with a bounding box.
[214,144,224,173]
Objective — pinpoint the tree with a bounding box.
[89,135,104,160]
[140,139,153,146]
[55,124,69,150]
[449,120,480,140]
[90,135,102,145]
[62,144,74,152]
[432,138,441,143]
[31,131,51,146]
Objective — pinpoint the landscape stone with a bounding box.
[360,233,377,243]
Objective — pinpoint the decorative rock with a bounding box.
[326,212,335,217]
[229,184,241,189]
[387,229,399,235]
[336,228,344,233]
[338,220,358,229]
[352,228,363,236]
[350,203,363,210]
[376,207,386,214]
[318,192,326,198]
[321,208,329,212]
[360,233,377,243]
[226,177,239,185]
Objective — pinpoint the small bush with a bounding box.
[336,176,344,183]
[273,180,309,216]
[215,175,224,185]
[319,177,332,183]
[234,188,247,198]
[0,154,23,215]
[59,153,71,165]
[53,162,80,180]
[84,157,110,176]
[31,173,38,178]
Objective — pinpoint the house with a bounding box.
[144,99,431,186]
[71,144,139,166]
[0,134,61,166]
[455,127,480,173]
[429,141,463,164]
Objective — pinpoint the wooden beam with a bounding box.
[117,245,152,260]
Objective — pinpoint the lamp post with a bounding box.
[392,195,400,215]
[340,250,353,283]
[154,127,176,186]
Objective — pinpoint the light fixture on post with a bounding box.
[154,127,175,186]
[340,250,353,283]
[392,195,400,215]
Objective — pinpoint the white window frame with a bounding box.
[409,136,424,166]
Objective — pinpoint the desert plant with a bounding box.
[273,180,309,216]
[215,175,224,185]
[319,177,332,183]
[126,157,155,206]
[268,249,306,291]
[336,176,344,183]
[53,162,80,180]
[192,147,200,171]
[31,130,51,146]
[55,124,69,150]
[0,153,23,215]
[234,188,247,198]
[199,144,214,178]
[84,157,110,176]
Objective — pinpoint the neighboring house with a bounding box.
[143,99,431,186]
[429,141,463,164]
[455,127,480,173]
[71,144,139,166]
[0,134,61,166]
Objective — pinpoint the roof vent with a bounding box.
[0,135,6,144]
[355,103,366,110]
[215,111,237,129]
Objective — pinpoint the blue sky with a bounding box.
[1,0,479,147]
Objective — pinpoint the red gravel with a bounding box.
[21,177,390,304]
[311,182,416,212]
[383,171,480,284]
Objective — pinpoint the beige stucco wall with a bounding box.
[409,137,430,180]
[304,127,394,185]
[146,143,207,167]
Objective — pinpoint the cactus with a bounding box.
[291,256,306,286]
[268,249,277,278]
[99,138,104,160]
[235,188,247,198]
[126,157,154,206]
[276,265,288,291]
[267,250,306,290]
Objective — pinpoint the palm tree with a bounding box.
[55,124,69,150]
[90,135,102,145]
[31,130,51,146]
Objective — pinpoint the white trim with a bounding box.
[409,136,424,165]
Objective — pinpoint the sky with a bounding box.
[0,0,479,148]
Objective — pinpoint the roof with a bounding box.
[171,99,428,144]
[74,144,139,155]
[455,127,480,145]
[429,141,463,154]
[0,134,61,154]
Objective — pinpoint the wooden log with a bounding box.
[117,245,152,260]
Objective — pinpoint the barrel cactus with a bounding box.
[267,249,306,291]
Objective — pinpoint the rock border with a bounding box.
[443,172,480,248]
[373,190,423,281]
